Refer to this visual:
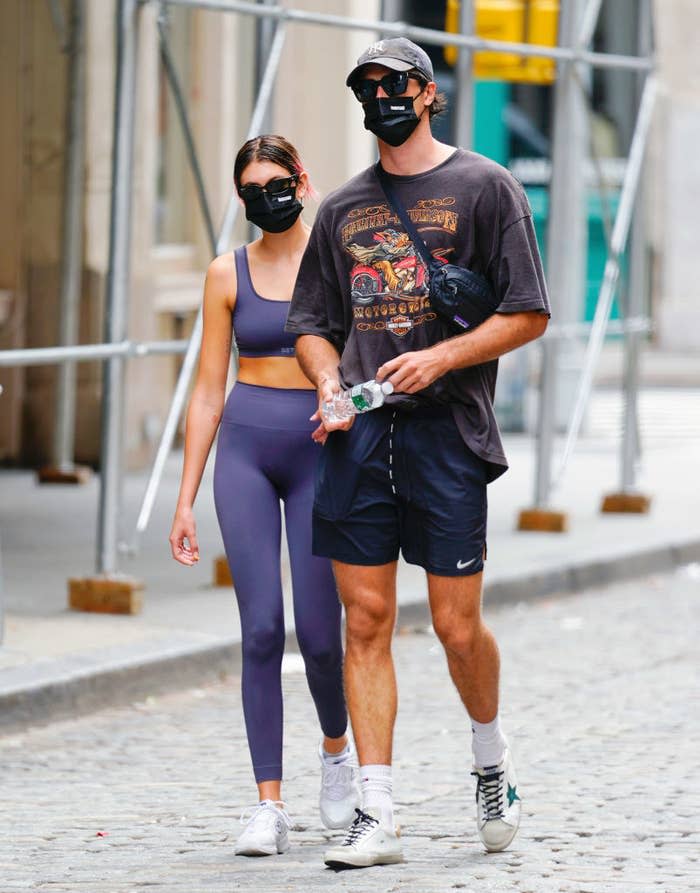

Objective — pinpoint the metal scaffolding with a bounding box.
[53,0,86,477]
[0,0,656,592]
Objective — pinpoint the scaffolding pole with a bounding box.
[96,0,141,575]
[0,340,188,367]
[46,0,69,49]
[618,192,645,493]
[0,532,3,645]
[554,73,658,489]
[52,0,86,475]
[0,384,3,643]
[254,0,276,136]
[532,0,589,511]
[453,0,474,150]
[579,0,604,50]
[619,0,654,495]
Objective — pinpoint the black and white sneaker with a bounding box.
[324,808,403,869]
[472,745,521,852]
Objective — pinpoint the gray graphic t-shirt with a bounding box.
[286,149,550,480]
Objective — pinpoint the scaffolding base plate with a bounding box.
[37,465,93,485]
[68,575,143,614]
[600,492,651,514]
[214,555,233,588]
[517,508,568,533]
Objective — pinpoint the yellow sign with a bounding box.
[445,0,559,84]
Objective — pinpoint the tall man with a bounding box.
[286,38,550,869]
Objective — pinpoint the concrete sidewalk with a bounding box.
[1,380,699,731]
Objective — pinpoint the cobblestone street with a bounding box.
[1,569,697,892]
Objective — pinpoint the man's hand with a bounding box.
[310,376,354,444]
[377,346,447,394]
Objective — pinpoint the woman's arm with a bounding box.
[170,254,234,565]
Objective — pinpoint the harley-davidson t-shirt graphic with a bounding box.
[344,199,454,338]
[287,149,550,478]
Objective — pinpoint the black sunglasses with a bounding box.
[238,175,297,202]
[351,70,415,104]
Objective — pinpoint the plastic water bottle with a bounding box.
[322,379,394,422]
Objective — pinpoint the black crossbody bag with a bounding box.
[375,163,500,332]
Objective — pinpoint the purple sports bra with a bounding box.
[232,246,297,359]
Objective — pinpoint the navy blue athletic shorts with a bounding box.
[312,404,487,576]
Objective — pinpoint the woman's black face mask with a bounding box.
[362,94,423,147]
[239,176,303,233]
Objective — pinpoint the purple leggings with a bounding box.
[213,382,347,783]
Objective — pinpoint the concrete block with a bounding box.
[516,508,569,533]
[600,492,652,514]
[213,555,233,588]
[68,575,143,614]
[37,465,93,485]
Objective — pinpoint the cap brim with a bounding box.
[345,57,414,87]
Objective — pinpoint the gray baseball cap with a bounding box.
[346,37,434,87]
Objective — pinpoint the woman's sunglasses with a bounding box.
[351,70,425,104]
[238,175,297,202]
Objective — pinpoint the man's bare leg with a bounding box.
[427,571,500,723]
[333,560,398,765]
[322,561,404,867]
[331,559,401,841]
[428,571,521,852]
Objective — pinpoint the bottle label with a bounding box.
[350,384,370,412]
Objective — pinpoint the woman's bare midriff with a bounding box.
[236,355,315,390]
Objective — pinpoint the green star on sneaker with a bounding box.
[507,783,520,806]
[473,744,522,852]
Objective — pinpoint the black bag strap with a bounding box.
[374,163,437,272]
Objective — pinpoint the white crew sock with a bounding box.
[359,764,393,828]
[471,714,506,769]
[322,742,351,764]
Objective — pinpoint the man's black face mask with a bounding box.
[362,95,423,147]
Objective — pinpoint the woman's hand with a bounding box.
[169,506,200,566]
[310,377,354,444]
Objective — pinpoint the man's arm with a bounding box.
[286,201,354,436]
[296,334,354,437]
[377,310,547,394]
[296,334,341,390]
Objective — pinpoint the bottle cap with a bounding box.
[380,380,394,395]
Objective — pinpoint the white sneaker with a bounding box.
[472,745,521,853]
[234,800,292,856]
[319,742,361,829]
[324,808,403,869]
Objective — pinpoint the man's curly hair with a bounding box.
[409,69,448,119]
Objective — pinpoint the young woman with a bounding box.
[169,135,359,856]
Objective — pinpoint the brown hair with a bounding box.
[234,134,315,195]
[408,69,448,120]
[428,91,449,119]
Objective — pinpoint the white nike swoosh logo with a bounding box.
[456,557,477,569]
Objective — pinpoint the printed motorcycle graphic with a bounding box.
[347,228,448,302]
